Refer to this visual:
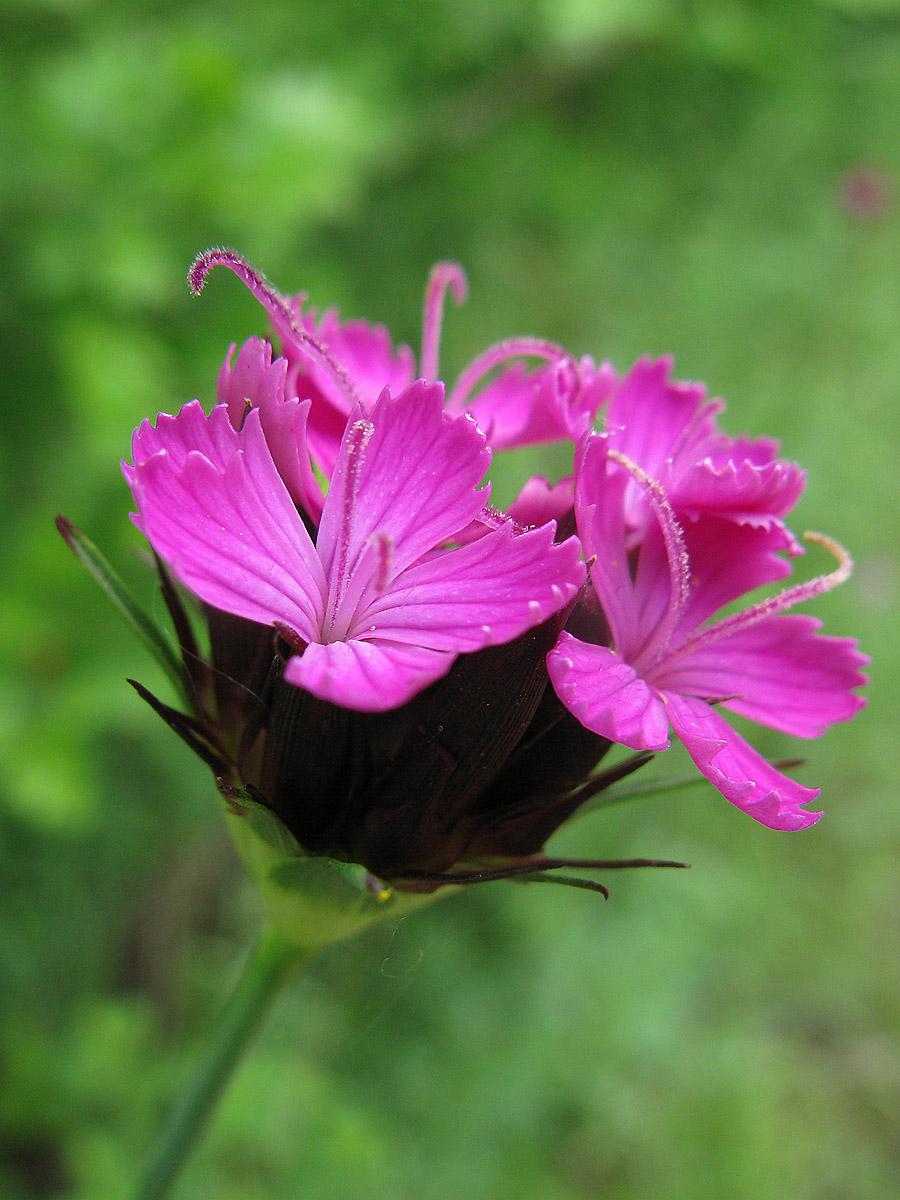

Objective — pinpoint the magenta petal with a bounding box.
[506,475,575,528]
[217,338,287,430]
[361,521,584,650]
[278,304,416,483]
[293,307,417,408]
[217,338,324,520]
[130,401,239,473]
[129,407,326,636]
[674,517,796,633]
[573,434,642,655]
[665,692,822,830]
[547,633,670,751]
[605,356,718,481]
[661,614,868,738]
[284,638,454,712]
[317,381,492,584]
[671,457,806,529]
[465,357,614,450]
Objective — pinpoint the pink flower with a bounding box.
[601,356,806,541]
[125,379,584,713]
[504,354,807,536]
[547,435,868,830]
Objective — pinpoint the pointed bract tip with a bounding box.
[55,513,75,541]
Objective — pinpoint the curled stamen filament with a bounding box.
[188,248,365,411]
[681,531,854,656]
[447,336,573,411]
[421,261,468,382]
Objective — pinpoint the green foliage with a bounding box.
[2,1,899,1197]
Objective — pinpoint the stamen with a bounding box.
[189,247,292,313]
[421,261,468,381]
[447,336,573,410]
[326,419,374,632]
[607,449,692,657]
[681,531,854,655]
[188,248,364,410]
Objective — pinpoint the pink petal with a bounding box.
[506,475,575,528]
[465,357,615,450]
[217,338,286,430]
[572,434,642,656]
[665,692,822,830]
[604,356,719,482]
[279,305,417,483]
[673,517,796,634]
[129,400,239,473]
[659,614,868,738]
[360,520,584,650]
[127,406,326,636]
[297,307,417,406]
[284,638,454,712]
[547,633,670,751]
[316,381,492,585]
[217,339,324,520]
[671,457,806,530]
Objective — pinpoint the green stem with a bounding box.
[134,928,311,1200]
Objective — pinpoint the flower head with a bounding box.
[60,249,867,946]
[126,380,584,713]
[548,435,868,830]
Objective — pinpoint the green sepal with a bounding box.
[223,788,434,951]
[222,784,303,858]
[56,516,187,704]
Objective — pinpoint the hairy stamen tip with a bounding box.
[803,530,854,585]
[188,247,246,295]
[421,261,469,380]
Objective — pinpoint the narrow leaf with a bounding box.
[56,516,186,701]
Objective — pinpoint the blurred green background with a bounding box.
[1,1,898,1197]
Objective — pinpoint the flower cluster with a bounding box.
[118,250,866,906]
